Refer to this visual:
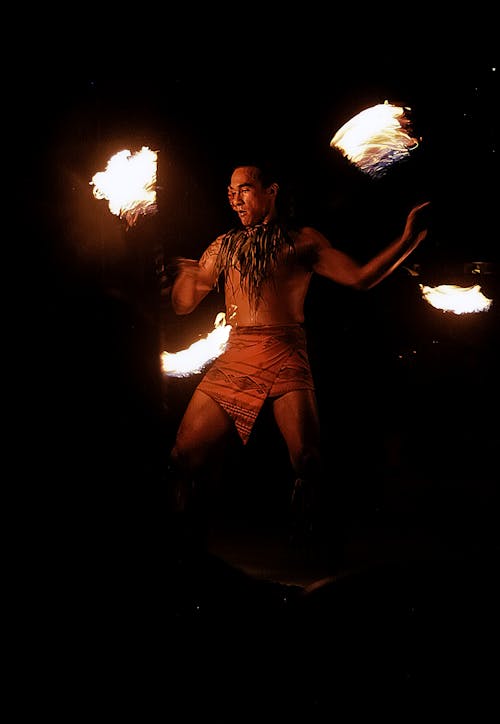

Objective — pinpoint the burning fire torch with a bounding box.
[161,311,232,377]
[330,101,420,178]
[419,283,492,314]
[90,146,158,228]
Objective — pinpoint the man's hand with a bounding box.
[405,201,432,240]
[166,256,199,278]
[160,257,199,299]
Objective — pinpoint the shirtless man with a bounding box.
[168,162,430,563]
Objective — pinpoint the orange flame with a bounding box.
[90,146,158,227]
[161,312,232,377]
[420,283,493,314]
[330,101,419,177]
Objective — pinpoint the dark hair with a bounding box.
[231,158,281,188]
[231,158,296,223]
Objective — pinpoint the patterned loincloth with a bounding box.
[196,324,315,444]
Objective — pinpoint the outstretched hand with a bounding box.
[406,200,432,234]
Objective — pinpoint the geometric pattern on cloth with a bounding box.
[196,324,315,444]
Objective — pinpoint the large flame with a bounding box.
[330,101,419,178]
[161,312,232,377]
[420,283,493,314]
[90,146,158,227]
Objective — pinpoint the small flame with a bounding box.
[161,312,232,377]
[90,146,158,227]
[420,283,493,314]
[330,101,419,178]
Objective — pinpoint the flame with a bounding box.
[161,312,232,377]
[90,146,158,227]
[420,283,493,314]
[330,101,419,178]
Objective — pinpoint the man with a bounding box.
[168,162,430,568]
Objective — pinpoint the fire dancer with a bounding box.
[168,161,430,570]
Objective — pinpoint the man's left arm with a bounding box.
[311,201,431,291]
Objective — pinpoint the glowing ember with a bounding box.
[90,146,158,227]
[420,283,493,314]
[330,101,419,178]
[161,312,232,377]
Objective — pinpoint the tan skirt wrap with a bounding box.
[196,324,315,444]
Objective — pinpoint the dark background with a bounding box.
[16,34,499,715]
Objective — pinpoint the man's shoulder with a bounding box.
[290,225,325,246]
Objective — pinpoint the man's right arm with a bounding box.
[171,238,222,315]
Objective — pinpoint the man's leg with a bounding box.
[167,390,235,565]
[273,390,343,572]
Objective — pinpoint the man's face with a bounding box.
[227,166,275,227]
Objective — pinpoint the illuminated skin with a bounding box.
[173,167,430,325]
[170,165,430,505]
